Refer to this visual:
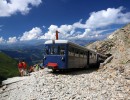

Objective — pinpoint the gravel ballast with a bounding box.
[0,67,129,100]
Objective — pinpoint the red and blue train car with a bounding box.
[43,40,98,71]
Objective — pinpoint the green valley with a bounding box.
[0,52,19,84]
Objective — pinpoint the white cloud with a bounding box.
[20,27,42,41]
[0,37,5,43]
[58,25,75,38]
[71,28,114,40]
[71,7,130,30]
[7,36,17,43]
[0,0,42,17]
[73,19,86,29]
[39,25,58,39]
[40,7,130,40]
[86,7,130,29]
[39,24,76,40]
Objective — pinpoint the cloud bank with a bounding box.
[19,27,42,41]
[0,0,42,17]
[1,6,130,44]
[86,7,130,29]
[7,37,17,43]
[39,7,130,40]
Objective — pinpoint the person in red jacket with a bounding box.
[22,60,27,75]
[22,60,27,69]
[18,60,24,76]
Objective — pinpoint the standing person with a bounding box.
[22,60,27,76]
[18,60,24,76]
[35,64,39,71]
[39,63,44,69]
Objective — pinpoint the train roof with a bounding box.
[45,40,69,44]
[45,40,89,51]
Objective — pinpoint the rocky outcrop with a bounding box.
[86,23,130,68]
[87,23,130,55]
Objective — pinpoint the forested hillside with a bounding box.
[0,52,19,84]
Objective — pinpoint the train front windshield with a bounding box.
[44,45,65,55]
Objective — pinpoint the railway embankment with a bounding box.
[0,24,130,99]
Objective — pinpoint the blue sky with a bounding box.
[0,0,130,44]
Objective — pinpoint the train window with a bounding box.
[90,52,92,58]
[44,45,65,55]
[80,51,84,58]
[83,52,87,58]
[94,54,96,59]
[75,49,79,57]
[68,46,75,56]
[50,46,57,54]
[58,45,65,55]
[44,46,49,55]
[91,53,95,58]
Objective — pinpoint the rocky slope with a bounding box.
[0,24,130,100]
[87,24,130,81]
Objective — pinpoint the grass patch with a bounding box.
[0,52,19,84]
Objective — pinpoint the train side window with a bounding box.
[75,49,79,57]
[94,54,96,59]
[90,52,92,58]
[91,53,95,59]
[80,51,84,58]
[72,48,75,56]
[68,46,75,56]
[79,51,81,57]
[84,52,87,58]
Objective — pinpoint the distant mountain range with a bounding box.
[0,40,46,66]
[0,39,45,50]
[0,39,98,49]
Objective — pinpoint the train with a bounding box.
[43,39,100,72]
